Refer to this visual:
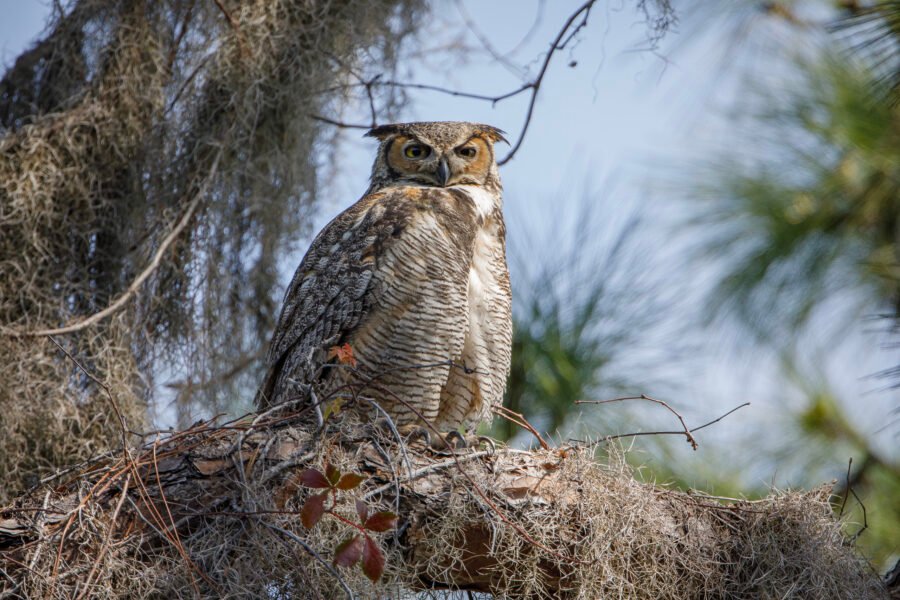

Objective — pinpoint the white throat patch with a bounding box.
[453,185,498,219]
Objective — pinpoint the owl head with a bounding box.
[364,121,507,193]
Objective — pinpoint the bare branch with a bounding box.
[577,393,700,450]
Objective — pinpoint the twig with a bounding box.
[493,405,550,450]
[47,336,129,452]
[577,394,700,450]
[26,492,52,571]
[687,402,751,433]
[212,0,249,55]
[838,457,869,541]
[74,475,131,600]
[839,458,853,517]
[309,114,371,130]
[262,522,355,600]
[5,153,221,338]
[363,397,414,483]
[363,450,494,500]
[849,484,868,542]
[498,0,598,165]
[309,1,601,165]
[573,402,751,446]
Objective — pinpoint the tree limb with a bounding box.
[0,412,888,599]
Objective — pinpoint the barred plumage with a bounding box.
[256,121,512,433]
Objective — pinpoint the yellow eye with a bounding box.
[457,146,477,158]
[404,144,429,159]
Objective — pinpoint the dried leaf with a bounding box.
[355,499,368,523]
[299,469,331,489]
[364,511,398,532]
[327,343,357,367]
[322,399,342,421]
[300,492,327,529]
[362,535,385,582]
[336,472,366,490]
[333,535,363,568]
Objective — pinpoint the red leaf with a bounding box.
[364,511,398,532]
[355,499,368,523]
[325,464,341,486]
[333,535,363,568]
[300,492,327,529]
[299,469,331,489]
[362,536,386,582]
[336,472,366,490]
[327,343,357,367]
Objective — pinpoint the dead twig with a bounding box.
[261,521,355,600]
[74,475,131,600]
[493,405,551,450]
[577,394,700,450]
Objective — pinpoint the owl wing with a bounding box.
[256,186,479,410]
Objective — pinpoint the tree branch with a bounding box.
[0,412,886,599]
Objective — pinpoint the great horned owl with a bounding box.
[256,121,512,435]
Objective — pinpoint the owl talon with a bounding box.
[403,426,432,448]
[476,435,496,454]
[443,430,467,450]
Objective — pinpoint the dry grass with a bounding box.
[0,0,424,502]
[0,410,887,599]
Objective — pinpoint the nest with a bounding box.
[0,408,888,599]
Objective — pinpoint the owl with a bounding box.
[256,121,512,438]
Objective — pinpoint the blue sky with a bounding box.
[2,1,896,486]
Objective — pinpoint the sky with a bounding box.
[2,0,897,488]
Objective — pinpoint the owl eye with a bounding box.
[456,146,477,158]
[404,144,430,159]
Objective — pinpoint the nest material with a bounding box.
[0,0,424,502]
[0,411,888,599]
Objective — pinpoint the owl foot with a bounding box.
[396,427,469,452]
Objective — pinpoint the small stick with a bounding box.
[493,405,550,450]
[577,394,700,450]
[262,522,355,600]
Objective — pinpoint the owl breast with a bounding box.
[435,185,512,431]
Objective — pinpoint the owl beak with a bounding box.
[436,157,451,187]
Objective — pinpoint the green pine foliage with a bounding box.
[691,55,900,339]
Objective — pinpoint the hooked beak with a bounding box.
[436,157,450,187]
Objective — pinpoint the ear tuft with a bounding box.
[365,124,401,140]
[476,125,509,145]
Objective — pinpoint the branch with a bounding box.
[310,1,603,165]
[575,394,732,450]
[0,412,885,599]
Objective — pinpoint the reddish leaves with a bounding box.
[336,472,366,490]
[362,536,386,582]
[364,511,398,533]
[299,468,330,489]
[333,535,364,568]
[331,535,387,582]
[297,463,396,583]
[300,492,326,528]
[325,464,341,486]
[355,499,368,523]
[327,343,357,367]
[300,465,364,491]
